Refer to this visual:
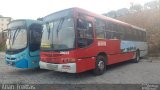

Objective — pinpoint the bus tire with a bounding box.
[133,50,140,63]
[93,55,106,75]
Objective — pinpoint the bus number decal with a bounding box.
[60,51,69,54]
[98,41,106,46]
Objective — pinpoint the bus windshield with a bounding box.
[6,21,27,50]
[41,17,75,51]
[7,28,27,50]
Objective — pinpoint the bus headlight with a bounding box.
[16,54,25,61]
[16,57,22,61]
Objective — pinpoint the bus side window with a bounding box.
[95,18,105,39]
[143,32,147,42]
[29,24,42,51]
[106,31,111,39]
[106,21,115,39]
[77,18,93,48]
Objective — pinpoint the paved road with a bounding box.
[0,52,160,84]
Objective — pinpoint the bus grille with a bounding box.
[7,57,16,60]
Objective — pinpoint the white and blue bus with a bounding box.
[5,19,42,68]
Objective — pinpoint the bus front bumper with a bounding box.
[39,61,76,73]
[6,59,28,68]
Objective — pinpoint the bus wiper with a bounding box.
[58,18,64,32]
[47,27,51,40]
[56,18,64,37]
[7,29,11,46]
[12,29,20,45]
[46,22,51,40]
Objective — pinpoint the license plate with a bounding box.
[47,64,58,70]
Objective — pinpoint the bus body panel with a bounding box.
[6,48,29,68]
[5,48,40,68]
[28,50,40,68]
[40,39,147,73]
[76,57,96,73]
[133,42,148,57]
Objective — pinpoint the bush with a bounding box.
[0,32,6,51]
[0,41,6,51]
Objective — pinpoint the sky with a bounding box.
[0,0,154,20]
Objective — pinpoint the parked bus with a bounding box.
[5,19,42,68]
[40,7,148,75]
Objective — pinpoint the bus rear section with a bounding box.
[39,7,148,75]
[5,19,42,68]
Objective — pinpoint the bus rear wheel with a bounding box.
[93,55,106,75]
[133,50,140,63]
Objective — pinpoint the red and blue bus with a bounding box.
[40,7,148,75]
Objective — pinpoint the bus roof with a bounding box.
[10,19,42,23]
[73,7,146,31]
[131,25,146,31]
[7,19,42,29]
[43,7,146,32]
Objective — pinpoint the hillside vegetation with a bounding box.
[0,32,6,51]
[116,9,160,56]
[104,0,160,56]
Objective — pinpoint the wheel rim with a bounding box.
[98,61,105,70]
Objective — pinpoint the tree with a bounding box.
[144,0,159,9]
[37,17,43,21]
[104,11,117,18]
[116,8,129,17]
[158,0,160,9]
[130,4,143,12]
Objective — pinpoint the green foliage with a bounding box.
[104,0,160,56]
[0,43,5,51]
[0,32,6,51]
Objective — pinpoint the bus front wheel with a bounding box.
[93,55,106,75]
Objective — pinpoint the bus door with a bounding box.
[76,14,95,71]
[77,14,94,57]
[28,23,42,66]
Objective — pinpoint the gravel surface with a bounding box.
[0,52,160,84]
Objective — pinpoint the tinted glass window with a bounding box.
[77,18,93,48]
[106,22,123,39]
[29,24,42,51]
[95,18,106,39]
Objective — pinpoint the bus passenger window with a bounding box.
[95,18,105,39]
